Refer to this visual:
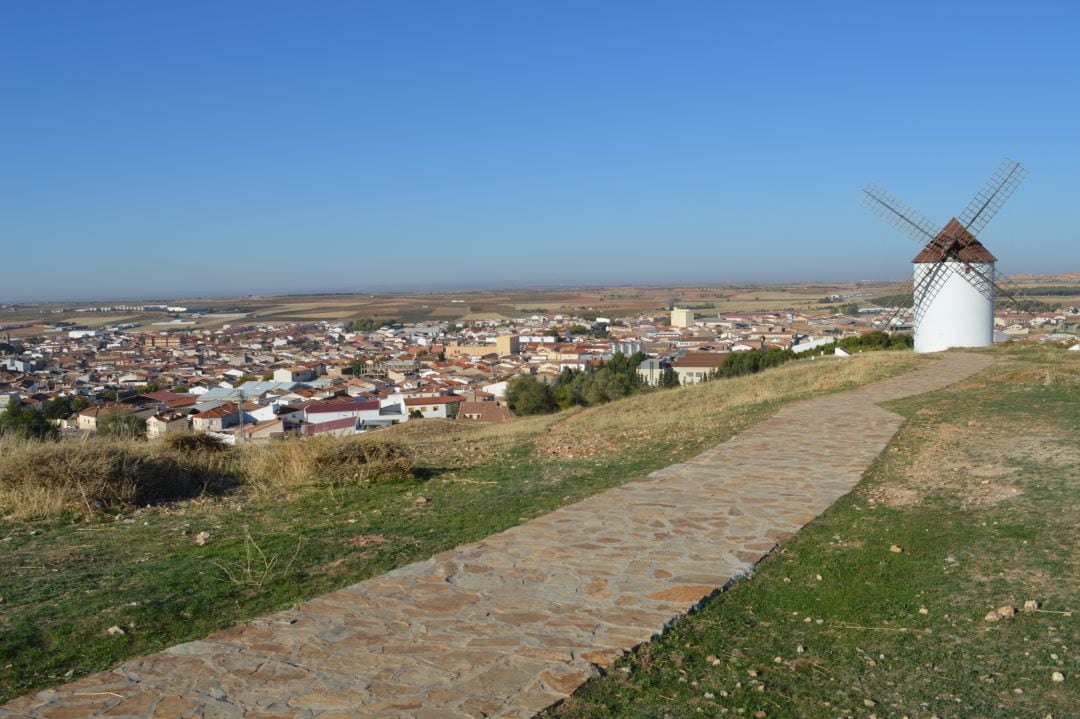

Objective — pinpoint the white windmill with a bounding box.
[861,158,1028,353]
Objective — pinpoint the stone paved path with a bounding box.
[1,353,992,719]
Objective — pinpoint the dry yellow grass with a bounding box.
[0,353,923,519]
[0,433,414,519]
[537,352,925,459]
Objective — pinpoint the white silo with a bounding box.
[912,218,996,353]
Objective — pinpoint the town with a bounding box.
[2,285,1076,443]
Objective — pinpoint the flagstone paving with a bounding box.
[1,352,992,719]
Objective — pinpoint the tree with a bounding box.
[0,403,57,439]
[44,396,74,420]
[97,412,147,440]
[505,376,557,416]
[408,409,424,419]
[659,367,681,388]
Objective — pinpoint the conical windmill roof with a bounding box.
[913,218,998,263]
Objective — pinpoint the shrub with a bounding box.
[0,438,237,518]
[311,438,412,486]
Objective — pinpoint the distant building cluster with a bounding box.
[1,297,1076,443]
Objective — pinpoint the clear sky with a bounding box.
[2,1,1078,301]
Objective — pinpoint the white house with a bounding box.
[303,399,384,426]
[403,395,466,419]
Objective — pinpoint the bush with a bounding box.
[0,437,237,517]
[312,439,412,485]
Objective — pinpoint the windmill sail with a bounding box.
[860,183,940,244]
[957,158,1028,237]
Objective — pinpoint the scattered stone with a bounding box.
[747,669,759,678]
[1013,688,1024,694]
[889,545,904,554]
[796,645,806,654]
[1023,600,1041,611]
[985,605,1015,622]
[1051,671,1064,683]
[967,419,978,427]
[816,574,823,581]
[864,699,877,707]
[754,684,765,693]
[414,496,427,505]
[754,711,767,718]
[194,531,211,546]
[773,656,783,664]
[706,655,722,666]
[704,692,715,699]
[107,626,126,636]
[919,607,929,615]
[804,616,813,623]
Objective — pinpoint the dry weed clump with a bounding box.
[0,436,236,519]
[239,436,413,493]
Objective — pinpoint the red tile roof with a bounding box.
[913,218,998,263]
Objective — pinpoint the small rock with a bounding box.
[996,605,1016,618]
[63,669,74,678]
[414,496,427,505]
[816,574,823,581]
[754,684,765,693]
[804,616,813,623]
[107,626,126,636]
[864,699,877,707]
[796,645,806,653]
[194,531,211,546]
[967,419,978,427]
[704,692,715,699]
[754,711,767,718]
[773,656,783,664]
[1051,671,1064,683]
[985,611,1002,622]
[1013,688,1024,694]
[1023,600,1041,611]
[706,655,722,666]
[889,545,904,554]
[747,669,759,677]
[919,607,929,615]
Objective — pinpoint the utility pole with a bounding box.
[237,388,245,444]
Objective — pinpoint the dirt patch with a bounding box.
[340,534,388,548]
[959,481,1023,508]
[867,486,921,507]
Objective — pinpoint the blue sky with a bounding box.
[2,1,1078,301]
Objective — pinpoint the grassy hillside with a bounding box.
[0,353,920,704]
[548,346,1078,719]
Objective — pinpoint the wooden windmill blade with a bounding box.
[992,271,1045,317]
[860,183,941,245]
[912,261,956,327]
[957,158,1029,237]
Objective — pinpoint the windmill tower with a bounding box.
[861,158,1028,353]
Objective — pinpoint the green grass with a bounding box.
[548,346,1078,719]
